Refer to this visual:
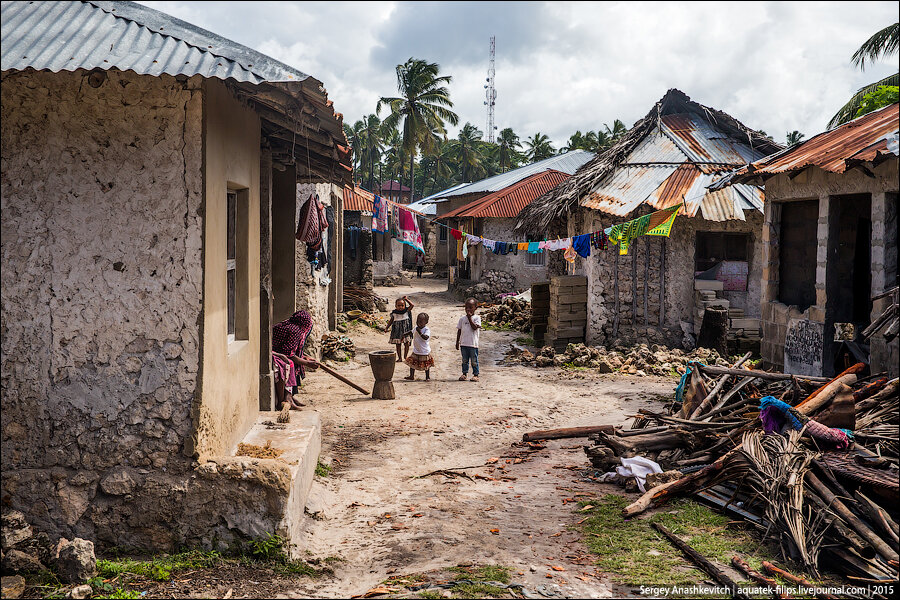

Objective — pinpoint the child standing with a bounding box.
[456,297,481,382]
[384,295,414,362]
[405,313,434,380]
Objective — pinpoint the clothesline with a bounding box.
[370,192,686,257]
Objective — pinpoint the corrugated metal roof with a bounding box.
[1,1,309,84]
[431,150,593,200]
[344,185,375,213]
[735,103,899,178]
[661,113,766,165]
[439,170,571,219]
[583,165,678,215]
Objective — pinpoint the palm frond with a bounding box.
[828,72,900,128]
[851,22,899,71]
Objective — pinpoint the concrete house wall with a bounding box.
[759,160,898,377]
[195,79,262,459]
[473,218,551,292]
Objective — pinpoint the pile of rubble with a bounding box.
[321,333,355,361]
[580,357,899,590]
[506,342,729,376]
[376,273,410,287]
[481,297,532,332]
[2,509,98,598]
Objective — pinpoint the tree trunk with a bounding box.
[697,305,728,355]
[409,152,415,204]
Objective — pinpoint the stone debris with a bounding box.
[2,549,45,573]
[67,584,93,599]
[236,440,284,460]
[505,341,729,376]
[481,297,532,333]
[1,575,26,599]
[0,511,31,551]
[53,538,97,583]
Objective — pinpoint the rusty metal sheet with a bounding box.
[661,113,766,165]
[581,165,678,215]
[440,170,570,219]
[739,104,899,177]
[343,185,375,212]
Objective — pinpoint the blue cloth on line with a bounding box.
[573,234,591,258]
[528,242,541,253]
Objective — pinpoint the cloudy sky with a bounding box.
[142,1,897,148]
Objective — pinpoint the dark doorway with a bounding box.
[824,194,872,376]
[272,166,297,324]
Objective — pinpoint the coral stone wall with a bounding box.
[1,70,203,546]
[477,218,550,291]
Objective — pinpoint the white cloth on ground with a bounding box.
[597,456,663,493]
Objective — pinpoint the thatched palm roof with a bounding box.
[516,89,782,231]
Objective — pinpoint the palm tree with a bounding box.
[785,130,805,147]
[595,129,614,152]
[495,127,522,172]
[381,128,403,195]
[343,120,365,182]
[450,123,487,182]
[830,22,899,127]
[357,114,385,190]
[523,132,555,161]
[603,119,627,142]
[564,131,586,152]
[378,58,458,204]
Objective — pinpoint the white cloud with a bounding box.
[140,1,897,147]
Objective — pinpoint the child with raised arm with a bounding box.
[456,297,481,382]
[384,295,414,362]
[404,313,434,381]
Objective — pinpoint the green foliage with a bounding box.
[856,85,900,117]
[248,533,287,561]
[96,589,142,600]
[831,22,899,127]
[451,582,510,598]
[523,132,555,161]
[315,461,331,477]
[418,592,445,600]
[514,335,535,347]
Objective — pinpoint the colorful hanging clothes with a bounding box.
[451,229,463,241]
[645,204,681,237]
[468,235,482,245]
[397,207,424,253]
[527,242,541,254]
[518,242,529,251]
[483,239,496,251]
[563,246,577,264]
[759,396,854,449]
[371,194,389,233]
[296,193,328,248]
[456,237,467,261]
[572,234,591,258]
[590,231,609,251]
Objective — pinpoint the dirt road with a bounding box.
[288,277,674,598]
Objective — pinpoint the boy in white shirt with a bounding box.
[456,298,481,382]
[404,313,434,381]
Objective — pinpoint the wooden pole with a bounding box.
[688,352,752,420]
[613,250,620,338]
[631,244,637,333]
[652,523,751,600]
[643,238,649,327]
[316,362,370,396]
[698,365,830,382]
[805,472,899,562]
[761,562,837,600]
[731,556,790,599]
[659,239,666,328]
[522,425,615,442]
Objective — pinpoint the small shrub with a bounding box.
[249,533,287,561]
[315,461,331,477]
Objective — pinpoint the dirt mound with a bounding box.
[482,298,531,333]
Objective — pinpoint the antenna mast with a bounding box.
[484,36,497,143]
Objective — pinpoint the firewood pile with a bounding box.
[343,285,378,312]
[481,297,532,332]
[321,333,355,361]
[583,355,900,588]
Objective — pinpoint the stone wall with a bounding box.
[476,218,550,292]
[1,70,203,547]
[759,162,899,375]
[296,182,338,357]
[576,206,763,348]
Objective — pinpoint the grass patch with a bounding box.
[448,564,511,583]
[418,592,444,600]
[451,582,509,598]
[514,335,535,347]
[579,495,779,589]
[482,322,515,332]
[315,461,331,477]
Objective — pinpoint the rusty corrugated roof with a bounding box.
[439,170,571,219]
[344,185,375,212]
[737,103,899,178]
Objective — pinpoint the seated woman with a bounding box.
[272,309,320,410]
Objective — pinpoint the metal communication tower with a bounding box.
[484,36,497,143]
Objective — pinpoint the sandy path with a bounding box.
[286,277,674,598]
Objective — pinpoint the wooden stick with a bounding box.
[805,472,899,562]
[855,491,900,547]
[854,378,890,402]
[652,523,750,600]
[731,555,790,599]
[697,365,830,382]
[622,479,680,518]
[522,425,615,442]
[689,352,752,420]
[794,366,862,415]
[316,362,370,395]
[761,562,837,600]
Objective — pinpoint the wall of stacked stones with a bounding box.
[296,183,339,354]
[0,70,204,546]
[572,206,762,348]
